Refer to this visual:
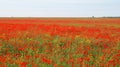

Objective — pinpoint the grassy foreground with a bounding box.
[0,18,120,67]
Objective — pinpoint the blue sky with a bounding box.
[0,0,120,17]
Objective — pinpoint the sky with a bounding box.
[0,0,120,17]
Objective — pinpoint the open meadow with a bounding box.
[0,18,120,67]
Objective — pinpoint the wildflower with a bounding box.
[42,57,52,64]
[20,62,28,67]
[0,56,6,63]
[54,63,57,67]
[76,58,83,64]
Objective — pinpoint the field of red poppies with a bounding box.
[0,18,120,67]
